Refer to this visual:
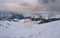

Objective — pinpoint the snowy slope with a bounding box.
[0,20,60,38]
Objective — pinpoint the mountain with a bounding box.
[0,10,24,20]
[0,19,60,38]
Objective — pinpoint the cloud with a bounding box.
[0,0,60,6]
[0,0,60,14]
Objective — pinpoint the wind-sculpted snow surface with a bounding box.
[0,20,60,38]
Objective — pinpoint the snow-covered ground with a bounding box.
[0,20,60,38]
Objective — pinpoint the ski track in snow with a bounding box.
[0,20,60,38]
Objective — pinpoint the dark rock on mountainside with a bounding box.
[38,18,60,24]
[23,15,60,24]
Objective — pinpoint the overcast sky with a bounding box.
[0,0,60,14]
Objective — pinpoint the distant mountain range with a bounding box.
[0,10,24,20]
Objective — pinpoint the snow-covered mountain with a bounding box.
[0,10,60,24]
[0,11,24,20]
[0,19,60,38]
[0,10,60,38]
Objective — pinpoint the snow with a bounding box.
[0,11,60,38]
[19,19,31,23]
[39,20,60,38]
[0,20,60,38]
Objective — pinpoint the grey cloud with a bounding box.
[0,0,60,6]
[0,0,60,13]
